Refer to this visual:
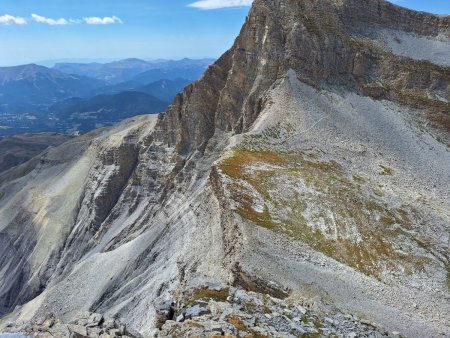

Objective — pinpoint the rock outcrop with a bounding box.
[0,0,449,337]
[157,283,388,337]
[4,312,134,338]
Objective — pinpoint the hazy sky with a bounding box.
[0,0,448,66]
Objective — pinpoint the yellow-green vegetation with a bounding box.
[220,150,285,229]
[379,165,394,176]
[219,148,431,278]
[314,319,323,329]
[226,315,248,332]
[186,321,204,329]
[189,288,229,304]
[353,175,366,184]
[226,315,268,338]
[220,149,286,177]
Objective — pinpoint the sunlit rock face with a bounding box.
[0,0,449,337]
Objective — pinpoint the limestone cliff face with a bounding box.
[340,0,449,37]
[0,0,449,337]
[158,0,449,151]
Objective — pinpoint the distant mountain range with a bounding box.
[49,91,167,134]
[96,78,192,99]
[53,58,213,84]
[0,64,104,106]
[138,79,191,102]
[0,58,213,136]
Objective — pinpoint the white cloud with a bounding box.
[188,0,253,10]
[30,14,122,26]
[0,14,27,25]
[83,16,122,25]
[32,14,69,25]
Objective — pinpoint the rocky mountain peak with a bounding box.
[157,0,449,160]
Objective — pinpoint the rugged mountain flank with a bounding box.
[0,133,72,174]
[0,0,449,337]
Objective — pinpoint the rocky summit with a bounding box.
[0,0,449,337]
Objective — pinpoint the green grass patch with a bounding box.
[190,288,229,304]
[353,175,366,184]
[218,148,432,279]
[379,165,394,176]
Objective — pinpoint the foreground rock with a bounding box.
[157,284,390,338]
[4,312,134,338]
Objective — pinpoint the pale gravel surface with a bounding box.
[362,28,450,67]
[252,71,450,235]
[226,70,450,337]
[242,225,450,337]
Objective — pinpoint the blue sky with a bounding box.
[0,0,448,66]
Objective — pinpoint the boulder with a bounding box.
[185,304,211,319]
[87,313,104,327]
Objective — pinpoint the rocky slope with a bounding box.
[0,0,449,337]
[0,133,72,174]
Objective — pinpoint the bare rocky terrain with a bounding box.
[0,0,449,337]
[0,133,72,174]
